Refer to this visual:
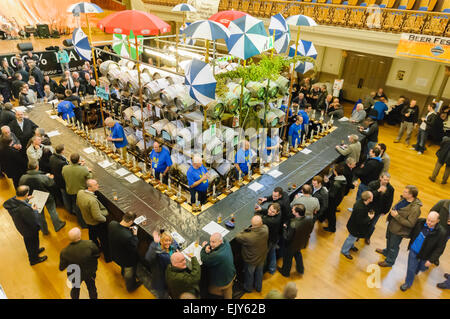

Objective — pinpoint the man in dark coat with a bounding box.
[0,102,16,127]
[278,204,315,277]
[255,202,282,275]
[354,147,384,201]
[49,144,70,211]
[59,227,100,299]
[3,185,47,265]
[358,117,378,157]
[258,187,291,225]
[108,212,142,292]
[400,211,447,291]
[29,62,44,87]
[312,175,328,223]
[430,199,450,239]
[0,135,27,188]
[343,157,357,196]
[8,109,38,147]
[43,75,58,93]
[366,172,395,244]
[11,73,25,99]
[165,252,201,299]
[323,164,347,233]
[341,191,374,260]
[19,160,66,234]
[394,99,419,146]
[429,136,450,184]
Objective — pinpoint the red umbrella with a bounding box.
[97,10,171,35]
[209,10,249,28]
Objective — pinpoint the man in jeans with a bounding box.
[376,185,422,267]
[341,191,374,260]
[235,215,269,293]
[108,212,142,292]
[412,103,437,154]
[400,211,447,291]
[394,99,419,146]
[255,203,282,275]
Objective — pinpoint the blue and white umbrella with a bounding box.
[183,20,230,41]
[288,40,317,59]
[269,14,291,54]
[286,14,318,27]
[184,59,216,106]
[227,15,268,60]
[179,23,196,45]
[72,28,91,61]
[294,61,314,74]
[67,2,103,14]
[172,3,197,12]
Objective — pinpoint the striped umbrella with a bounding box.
[72,28,91,61]
[112,33,130,58]
[227,15,268,60]
[184,59,216,106]
[183,20,230,41]
[67,2,103,14]
[269,14,291,54]
[288,40,317,59]
[180,23,196,45]
[294,61,314,74]
[172,3,197,12]
[286,14,318,27]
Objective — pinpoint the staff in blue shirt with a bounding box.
[400,211,447,291]
[149,141,172,184]
[187,155,209,205]
[57,100,75,121]
[105,117,128,158]
[234,140,254,177]
[288,115,304,148]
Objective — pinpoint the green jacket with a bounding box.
[76,190,108,226]
[62,163,92,195]
[387,198,422,237]
[59,240,100,279]
[200,239,236,287]
[165,256,201,299]
[235,224,269,266]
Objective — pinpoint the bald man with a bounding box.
[400,211,447,291]
[235,215,269,293]
[59,227,100,299]
[350,103,366,124]
[8,109,38,147]
[200,233,236,299]
[76,179,111,262]
[165,252,201,299]
[1,125,21,150]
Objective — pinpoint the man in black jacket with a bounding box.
[341,191,375,260]
[312,175,328,223]
[255,202,282,275]
[400,211,447,291]
[430,199,450,242]
[429,136,450,184]
[0,136,27,188]
[343,157,357,196]
[278,204,314,277]
[366,173,394,244]
[258,187,291,225]
[358,117,378,157]
[59,227,100,299]
[43,75,58,93]
[8,109,38,147]
[354,147,384,201]
[3,185,47,265]
[0,102,16,127]
[394,99,419,146]
[19,160,66,234]
[323,164,347,233]
[108,212,142,292]
[49,144,70,212]
[11,73,25,99]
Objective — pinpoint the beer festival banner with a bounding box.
[396,33,450,63]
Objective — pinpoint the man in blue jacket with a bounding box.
[187,155,209,205]
[57,99,75,122]
[200,233,236,299]
[105,117,128,158]
[149,141,172,184]
[234,140,255,178]
[288,115,304,148]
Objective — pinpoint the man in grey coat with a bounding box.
[336,134,361,163]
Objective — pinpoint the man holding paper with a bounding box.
[187,155,209,205]
[149,141,172,185]
[4,185,47,266]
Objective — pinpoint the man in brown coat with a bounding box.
[76,179,111,262]
[278,204,315,277]
[235,215,268,293]
[376,185,422,267]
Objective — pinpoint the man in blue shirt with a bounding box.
[400,211,447,291]
[288,116,304,148]
[187,155,209,205]
[234,140,255,177]
[57,100,75,122]
[149,141,172,184]
[105,117,128,158]
[370,97,388,121]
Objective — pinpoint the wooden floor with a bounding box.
[1,112,449,300]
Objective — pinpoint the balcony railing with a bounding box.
[143,0,450,36]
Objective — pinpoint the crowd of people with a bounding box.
[1,63,449,299]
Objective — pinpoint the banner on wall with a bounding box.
[0,45,114,76]
[186,0,220,21]
[396,33,450,64]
